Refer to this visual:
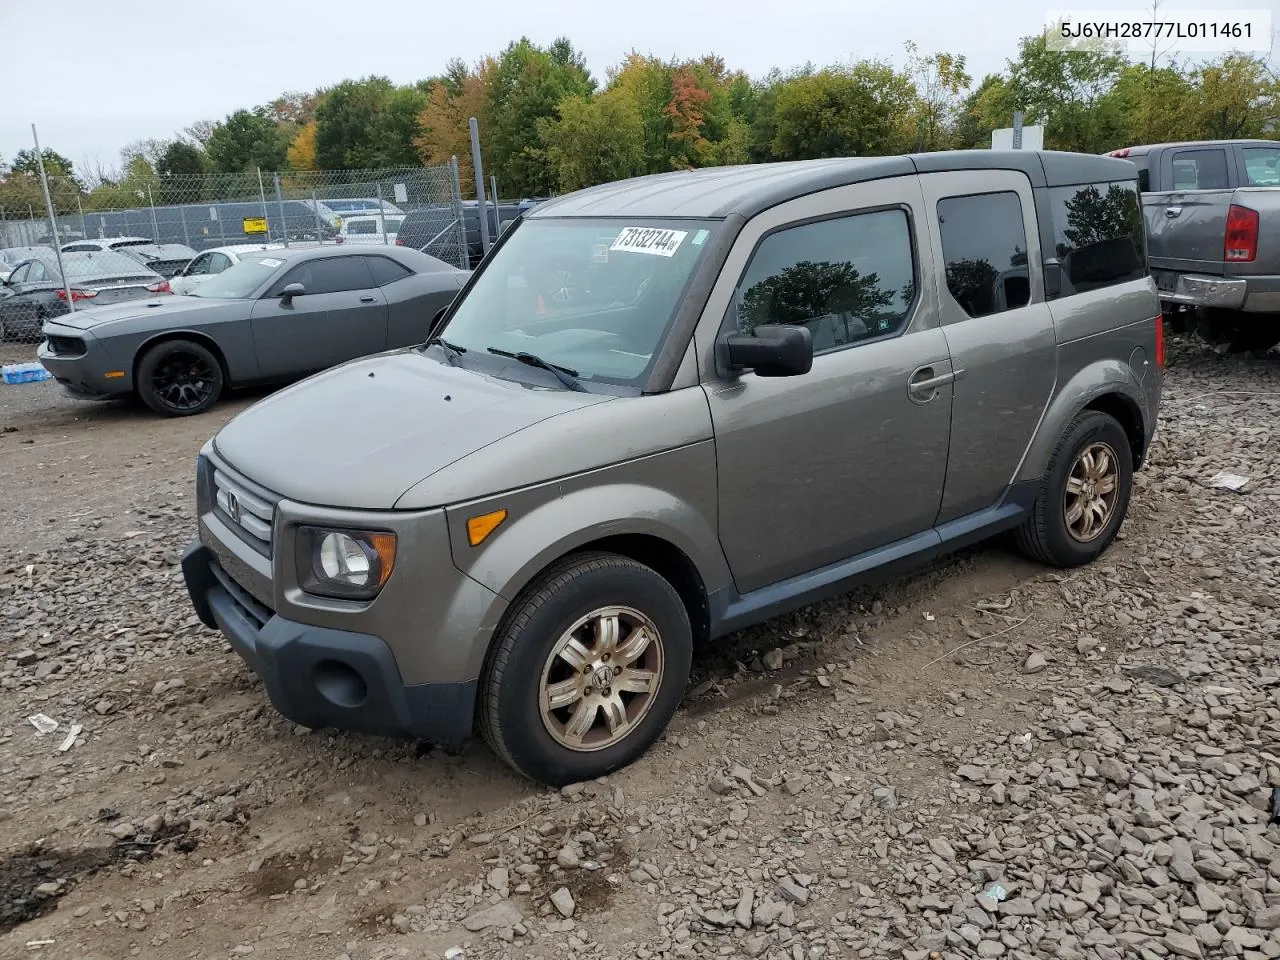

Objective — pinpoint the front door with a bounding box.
[250,255,389,379]
[697,177,954,595]
[916,171,1058,523]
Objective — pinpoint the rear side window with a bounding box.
[365,256,413,286]
[1243,147,1280,186]
[26,261,49,282]
[937,192,1031,318]
[734,209,916,353]
[208,253,232,273]
[1047,180,1147,296]
[1170,149,1230,190]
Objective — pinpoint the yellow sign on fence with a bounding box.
[243,217,268,234]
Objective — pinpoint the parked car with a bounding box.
[0,245,52,282]
[38,246,468,415]
[336,215,404,245]
[62,236,155,254]
[1108,138,1280,351]
[178,150,1162,787]
[395,199,544,267]
[1,250,170,340]
[169,243,289,296]
[117,243,199,279]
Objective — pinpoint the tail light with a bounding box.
[1155,315,1165,368]
[56,288,97,302]
[1110,148,1131,158]
[146,280,171,294]
[335,236,344,244]
[395,238,404,246]
[1225,204,1259,262]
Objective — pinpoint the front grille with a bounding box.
[210,558,273,629]
[46,335,86,357]
[213,467,277,556]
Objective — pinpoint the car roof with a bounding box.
[1112,138,1280,156]
[529,151,1141,220]
[65,236,152,245]
[231,243,457,271]
[206,243,290,255]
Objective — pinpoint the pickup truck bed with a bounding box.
[1109,138,1280,350]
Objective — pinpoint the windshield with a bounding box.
[440,218,717,387]
[191,254,286,299]
[1243,147,1280,186]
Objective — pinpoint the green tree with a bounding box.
[607,53,677,174]
[540,89,647,191]
[315,77,426,170]
[903,43,972,151]
[1006,34,1128,152]
[10,148,79,183]
[1105,63,1194,146]
[770,62,917,160]
[1187,54,1279,139]
[486,37,596,195]
[951,74,1018,149]
[2,149,82,217]
[156,141,209,204]
[206,108,288,172]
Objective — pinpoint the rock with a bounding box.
[929,837,956,860]
[462,901,522,932]
[763,648,784,670]
[108,821,136,840]
[1225,927,1264,948]
[556,846,581,869]
[487,867,509,895]
[33,881,61,897]
[1164,931,1202,958]
[741,935,770,958]
[1022,653,1048,674]
[1097,757,1131,785]
[550,887,575,918]
[1195,883,1225,913]
[735,887,755,928]
[1254,905,1280,930]
[151,677,185,696]
[776,878,809,905]
[14,650,37,667]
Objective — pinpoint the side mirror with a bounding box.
[280,282,305,303]
[723,323,813,377]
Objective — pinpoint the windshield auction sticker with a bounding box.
[610,227,688,257]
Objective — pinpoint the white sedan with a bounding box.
[168,243,289,295]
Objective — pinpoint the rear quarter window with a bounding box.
[1047,180,1147,297]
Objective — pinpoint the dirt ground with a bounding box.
[0,337,1277,960]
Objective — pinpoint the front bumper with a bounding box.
[36,325,133,400]
[181,540,477,746]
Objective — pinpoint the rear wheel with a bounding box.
[136,339,224,417]
[1014,411,1134,568]
[1196,308,1280,352]
[479,552,692,787]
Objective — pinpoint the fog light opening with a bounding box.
[314,659,369,709]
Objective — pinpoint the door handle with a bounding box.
[1166,206,1182,218]
[359,296,376,303]
[908,365,955,403]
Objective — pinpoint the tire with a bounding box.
[1194,307,1235,345]
[135,339,224,417]
[1014,411,1134,568]
[479,552,692,787]
[1228,320,1280,353]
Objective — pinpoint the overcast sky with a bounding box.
[2,0,1273,175]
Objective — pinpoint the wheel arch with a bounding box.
[132,330,231,389]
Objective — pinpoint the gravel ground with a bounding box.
[0,337,1277,960]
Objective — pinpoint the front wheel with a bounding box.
[136,339,224,417]
[479,553,692,786]
[1014,411,1134,568]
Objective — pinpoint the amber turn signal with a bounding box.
[467,509,508,546]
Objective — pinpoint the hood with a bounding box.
[213,350,613,509]
[56,295,232,330]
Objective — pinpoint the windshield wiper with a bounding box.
[487,347,586,392]
[425,336,466,366]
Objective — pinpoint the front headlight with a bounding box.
[295,526,397,600]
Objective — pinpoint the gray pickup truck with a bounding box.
[182,150,1162,786]
[1108,139,1280,351]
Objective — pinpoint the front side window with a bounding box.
[269,257,375,296]
[733,210,915,353]
[191,255,288,299]
[1047,180,1146,296]
[1243,147,1280,186]
[187,253,212,276]
[938,192,1031,318]
[7,264,30,284]
[441,218,718,387]
[1170,149,1230,190]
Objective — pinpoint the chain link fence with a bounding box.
[0,161,471,346]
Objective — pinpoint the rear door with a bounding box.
[249,256,389,378]
[1146,145,1235,276]
[917,170,1058,524]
